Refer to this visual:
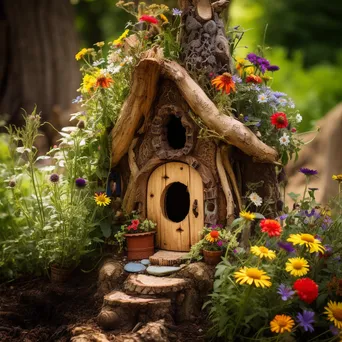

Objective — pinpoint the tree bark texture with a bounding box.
[0,0,80,146]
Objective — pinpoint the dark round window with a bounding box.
[165,182,190,222]
[166,115,186,150]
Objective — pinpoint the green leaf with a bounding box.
[253,213,265,219]
[288,192,300,201]
[100,221,112,238]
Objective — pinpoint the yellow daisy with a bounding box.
[235,57,255,76]
[82,74,97,93]
[234,267,272,288]
[75,48,88,61]
[159,13,169,24]
[94,193,111,206]
[287,233,325,254]
[270,314,295,334]
[285,257,309,277]
[325,301,342,329]
[239,210,256,221]
[205,231,219,243]
[250,246,276,260]
[113,29,129,46]
[332,174,342,182]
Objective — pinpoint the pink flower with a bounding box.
[139,15,159,24]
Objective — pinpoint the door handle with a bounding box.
[192,199,199,218]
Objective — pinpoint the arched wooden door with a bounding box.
[147,162,204,251]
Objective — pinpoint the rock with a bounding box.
[149,251,188,266]
[141,259,151,266]
[146,266,181,276]
[121,320,169,342]
[97,259,124,297]
[124,262,146,273]
[71,325,110,342]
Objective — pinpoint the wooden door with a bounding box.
[147,162,204,251]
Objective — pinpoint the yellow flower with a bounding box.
[82,74,97,93]
[205,232,219,243]
[239,210,256,221]
[332,174,342,182]
[250,246,276,260]
[270,315,295,334]
[94,193,111,206]
[235,57,254,76]
[234,267,271,288]
[285,257,309,277]
[261,74,273,82]
[113,29,129,46]
[159,13,169,23]
[325,301,342,329]
[95,41,105,47]
[75,48,88,61]
[287,233,325,254]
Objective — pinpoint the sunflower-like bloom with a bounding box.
[325,301,342,329]
[211,73,236,94]
[270,315,295,334]
[250,246,276,260]
[82,74,97,93]
[246,74,262,84]
[234,267,272,288]
[332,174,342,182]
[205,230,219,243]
[285,257,309,277]
[75,48,88,61]
[96,75,113,88]
[235,57,255,76]
[239,210,256,221]
[113,29,129,46]
[94,193,111,206]
[287,233,325,254]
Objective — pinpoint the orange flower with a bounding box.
[96,75,113,88]
[210,230,219,239]
[211,73,236,94]
[246,74,262,84]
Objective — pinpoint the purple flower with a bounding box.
[50,173,59,183]
[324,245,333,253]
[172,8,182,16]
[296,310,315,332]
[72,95,82,104]
[217,240,223,247]
[267,65,280,72]
[210,224,223,229]
[299,168,318,176]
[277,241,295,253]
[232,75,242,83]
[246,53,258,64]
[279,214,288,220]
[330,325,340,336]
[75,177,87,188]
[322,216,333,230]
[244,116,249,122]
[255,121,261,127]
[277,284,295,301]
[272,91,287,98]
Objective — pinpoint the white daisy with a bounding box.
[249,192,263,207]
[279,133,290,146]
[92,58,105,67]
[257,93,269,103]
[296,113,302,123]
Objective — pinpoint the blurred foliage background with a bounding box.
[72,0,342,132]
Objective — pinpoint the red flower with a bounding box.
[246,74,262,84]
[270,112,289,129]
[139,15,159,24]
[131,219,140,226]
[260,219,282,237]
[293,278,318,304]
[211,73,236,94]
[291,127,297,133]
[210,230,219,239]
[96,76,113,88]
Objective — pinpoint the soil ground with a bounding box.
[0,269,208,342]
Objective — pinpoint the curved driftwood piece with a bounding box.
[216,147,235,223]
[111,57,162,167]
[161,60,278,163]
[220,145,242,212]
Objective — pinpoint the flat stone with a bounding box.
[149,250,188,266]
[124,263,146,273]
[140,259,151,266]
[146,266,181,276]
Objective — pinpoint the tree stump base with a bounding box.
[149,250,188,266]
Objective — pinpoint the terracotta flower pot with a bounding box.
[203,249,223,265]
[50,264,73,283]
[125,231,156,260]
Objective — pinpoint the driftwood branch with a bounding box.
[216,146,235,223]
[161,60,278,163]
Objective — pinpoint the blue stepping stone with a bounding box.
[124,262,146,273]
[146,266,181,276]
[140,259,151,266]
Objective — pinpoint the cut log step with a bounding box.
[149,250,188,266]
[124,274,190,295]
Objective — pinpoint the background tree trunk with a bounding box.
[0,0,80,147]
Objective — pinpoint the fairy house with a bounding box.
[110,0,280,252]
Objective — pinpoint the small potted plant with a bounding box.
[201,225,226,265]
[115,215,157,260]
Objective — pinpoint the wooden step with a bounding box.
[124,274,190,295]
[149,250,188,266]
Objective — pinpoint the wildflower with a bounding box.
[277,284,295,301]
[234,267,271,288]
[267,65,280,72]
[232,75,242,83]
[296,310,315,332]
[94,193,111,206]
[250,246,276,260]
[260,219,282,237]
[293,278,319,304]
[139,14,159,24]
[50,173,59,183]
[131,219,140,227]
[239,210,255,221]
[96,75,113,88]
[249,192,262,206]
[257,93,269,103]
[75,48,88,60]
[291,127,297,133]
[172,8,182,16]
[94,41,105,47]
[211,73,236,94]
[285,257,309,277]
[329,324,340,336]
[296,113,303,123]
[113,29,129,46]
[325,301,342,329]
[273,91,287,98]
[205,230,219,243]
[75,178,87,188]
[288,99,296,108]
[278,98,287,106]
[271,112,288,129]
[72,95,83,104]
[287,233,325,254]
[159,13,168,23]
[261,75,273,82]
[270,315,295,334]
[332,174,342,182]
[8,180,16,187]
[106,64,122,74]
[299,168,318,176]
[217,240,223,247]
[236,57,254,75]
[93,58,105,67]
[82,74,97,93]
[246,74,262,84]
[279,133,290,146]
